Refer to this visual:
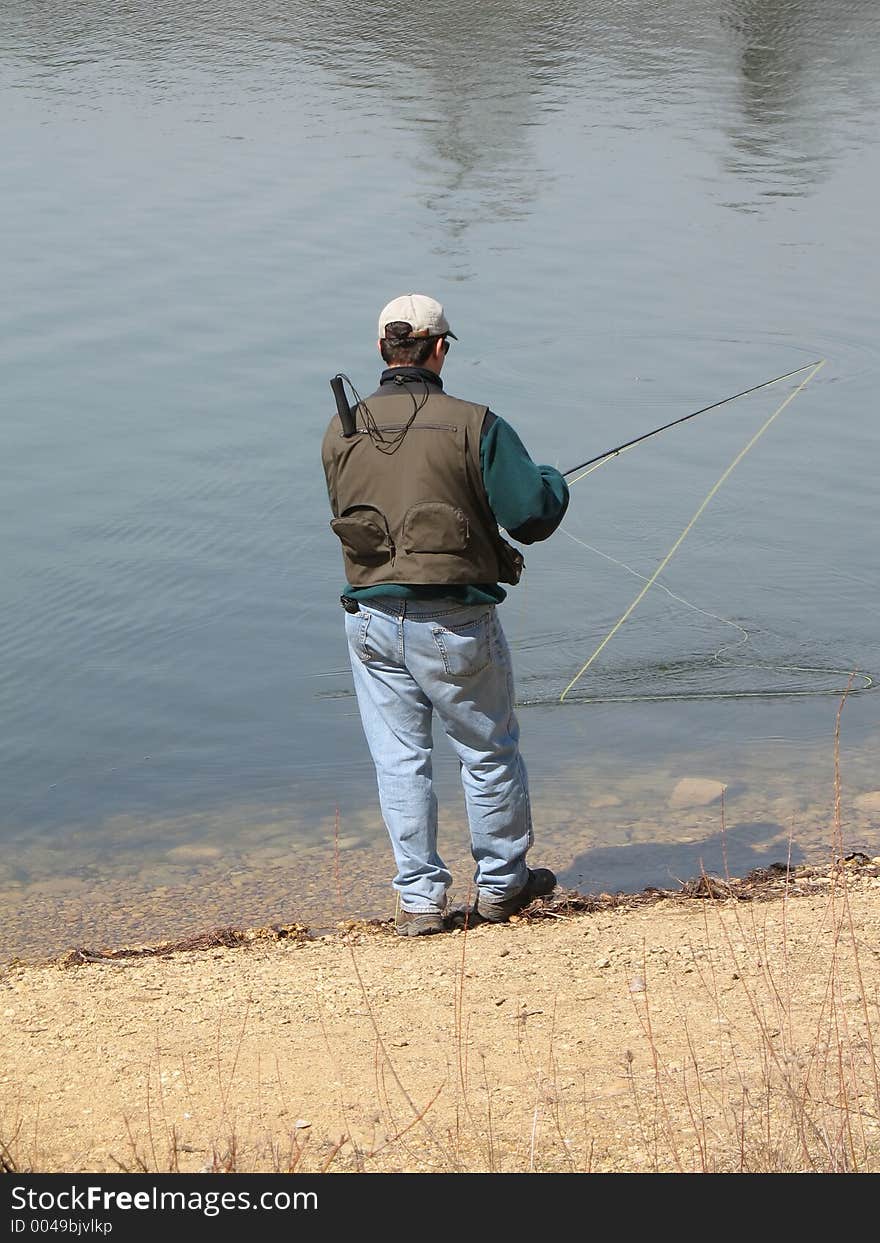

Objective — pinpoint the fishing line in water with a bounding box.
[553,358,874,704]
[544,526,874,704]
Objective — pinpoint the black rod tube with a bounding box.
[330,375,357,437]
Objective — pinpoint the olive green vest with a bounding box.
[321,388,523,588]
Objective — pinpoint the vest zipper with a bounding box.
[352,424,458,434]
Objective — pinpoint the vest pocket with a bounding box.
[331,507,393,565]
[496,537,525,585]
[401,502,469,553]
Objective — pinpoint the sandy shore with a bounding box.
[3,857,880,1174]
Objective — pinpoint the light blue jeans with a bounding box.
[345,597,533,914]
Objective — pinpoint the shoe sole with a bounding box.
[394,917,445,937]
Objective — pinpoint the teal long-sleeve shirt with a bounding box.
[344,381,569,605]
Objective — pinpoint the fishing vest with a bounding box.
[321,387,524,588]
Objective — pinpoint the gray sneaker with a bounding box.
[395,908,446,937]
[475,868,557,923]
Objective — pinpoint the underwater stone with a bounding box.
[853,791,880,812]
[668,778,727,809]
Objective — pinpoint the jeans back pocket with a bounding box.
[346,608,376,663]
[431,611,492,677]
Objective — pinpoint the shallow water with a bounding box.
[2,1,879,960]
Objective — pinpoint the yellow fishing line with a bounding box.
[559,359,827,703]
[567,450,633,486]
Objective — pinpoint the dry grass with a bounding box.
[4,857,877,1174]
[618,678,880,1172]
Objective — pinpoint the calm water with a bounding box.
[2,1,879,959]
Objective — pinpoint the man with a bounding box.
[321,294,569,936]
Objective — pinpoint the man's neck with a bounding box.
[379,366,444,389]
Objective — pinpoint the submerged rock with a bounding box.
[166,844,223,862]
[334,835,367,851]
[853,791,880,813]
[668,778,727,809]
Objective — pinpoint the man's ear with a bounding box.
[377,339,384,355]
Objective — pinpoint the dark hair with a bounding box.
[380,321,443,367]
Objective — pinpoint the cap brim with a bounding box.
[445,330,458,340]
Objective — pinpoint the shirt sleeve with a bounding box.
[479,412,570,544]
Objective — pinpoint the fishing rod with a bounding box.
[562,361,824,478]
[559,358,827,702]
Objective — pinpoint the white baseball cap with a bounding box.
[377,293,458,341]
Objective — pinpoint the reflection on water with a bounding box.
[2,0,880,959]
[722,0,880,204]
[6,1,879,231]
